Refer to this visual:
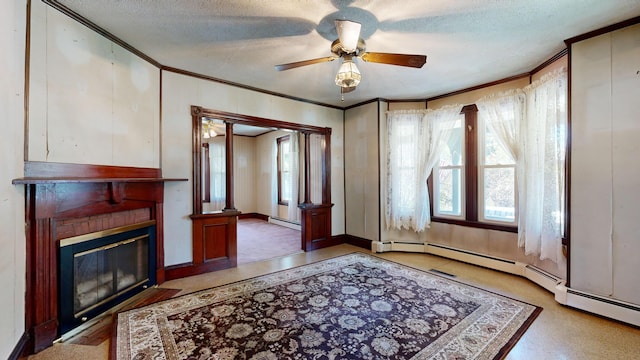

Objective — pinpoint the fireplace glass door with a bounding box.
[59,222,156,334]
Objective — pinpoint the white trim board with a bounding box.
[268,217,301,231]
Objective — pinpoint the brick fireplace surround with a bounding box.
[13,161,185,355]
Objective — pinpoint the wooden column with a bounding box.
[322,130,332,204]
[224,122,236,211]
[202,143,210,202]
[303,132,312,205]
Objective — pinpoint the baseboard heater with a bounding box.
[371,240,640,327]
[556,287,640,327]
[268,217,301,231]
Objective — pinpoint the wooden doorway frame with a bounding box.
[189,106,336,273]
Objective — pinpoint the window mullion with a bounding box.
[463,105,478,222]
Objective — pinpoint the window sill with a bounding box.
[431,217,518,233]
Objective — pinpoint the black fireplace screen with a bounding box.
[59,221,156,334]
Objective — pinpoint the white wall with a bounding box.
[233,136,257,213]
[0,0,26,358]
[570,23,640,305]
[161,71,345,266]
[28,1,160,167]
[255,129,289,218]
[344,101,380,241]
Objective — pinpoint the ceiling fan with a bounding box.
[275,20,427,97]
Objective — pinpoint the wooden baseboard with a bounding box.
[344,234,372,250]
[8,331,29,360]
[238,212,269,221]
[165,258,237,281]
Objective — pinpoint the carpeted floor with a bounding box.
[114,253,541,360]
[237,218,302,265]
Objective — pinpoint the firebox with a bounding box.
[58,220,157,334]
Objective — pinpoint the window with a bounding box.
[433,114,465,219]
[431,105,517,231]
[277,135,291,205]
[208,140,226,209]
[478,115,516,224]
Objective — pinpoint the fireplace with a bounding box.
[58,221,156,334]
[14,161,186,354]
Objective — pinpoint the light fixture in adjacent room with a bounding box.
[335,56,361,88]
[202,120,217,139]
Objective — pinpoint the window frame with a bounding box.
[277,135,291,206]
[429,104,518,233]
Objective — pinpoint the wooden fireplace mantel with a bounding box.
[14,161,186,354]
[13,177,186,184]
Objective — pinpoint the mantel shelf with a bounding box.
[12,177,188,185]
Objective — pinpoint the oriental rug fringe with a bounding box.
[114,253,541,360]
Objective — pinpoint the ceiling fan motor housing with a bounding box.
[331,38,366,56]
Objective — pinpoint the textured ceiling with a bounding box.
[55,0,640,108]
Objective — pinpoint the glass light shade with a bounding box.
[335,60,361,88]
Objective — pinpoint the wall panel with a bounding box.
[0,0,26,357]
[28,1,160,168]
[610,24,640,304]
[234,136,257,214]
[345,102,380,241]
[570,33,614,296]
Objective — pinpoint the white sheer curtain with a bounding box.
[477,68,567,264]
[287,132,300,222]
[209,139,226,211]
[477,89,526,234]
[521,68,567,264]
[477,89,526,161]
[386,105,463,232]
[309,133,324,204]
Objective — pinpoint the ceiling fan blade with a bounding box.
[275,56,337,71]
[360,52,427,68]
[335,20,361,52]
[341,86,356,94]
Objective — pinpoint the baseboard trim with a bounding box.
[165,258,237,281]
[372,240,640,327]
[8,331,29,360]
[344,234,372,250]
[238,212,269,221]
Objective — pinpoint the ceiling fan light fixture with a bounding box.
[202,121,218,139]
[335,59,361,88]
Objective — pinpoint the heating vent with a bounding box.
[567,289,640,312]
[523,264,563,293]
[564,288,640,327]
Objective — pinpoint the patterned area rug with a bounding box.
[114,253,541,360]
